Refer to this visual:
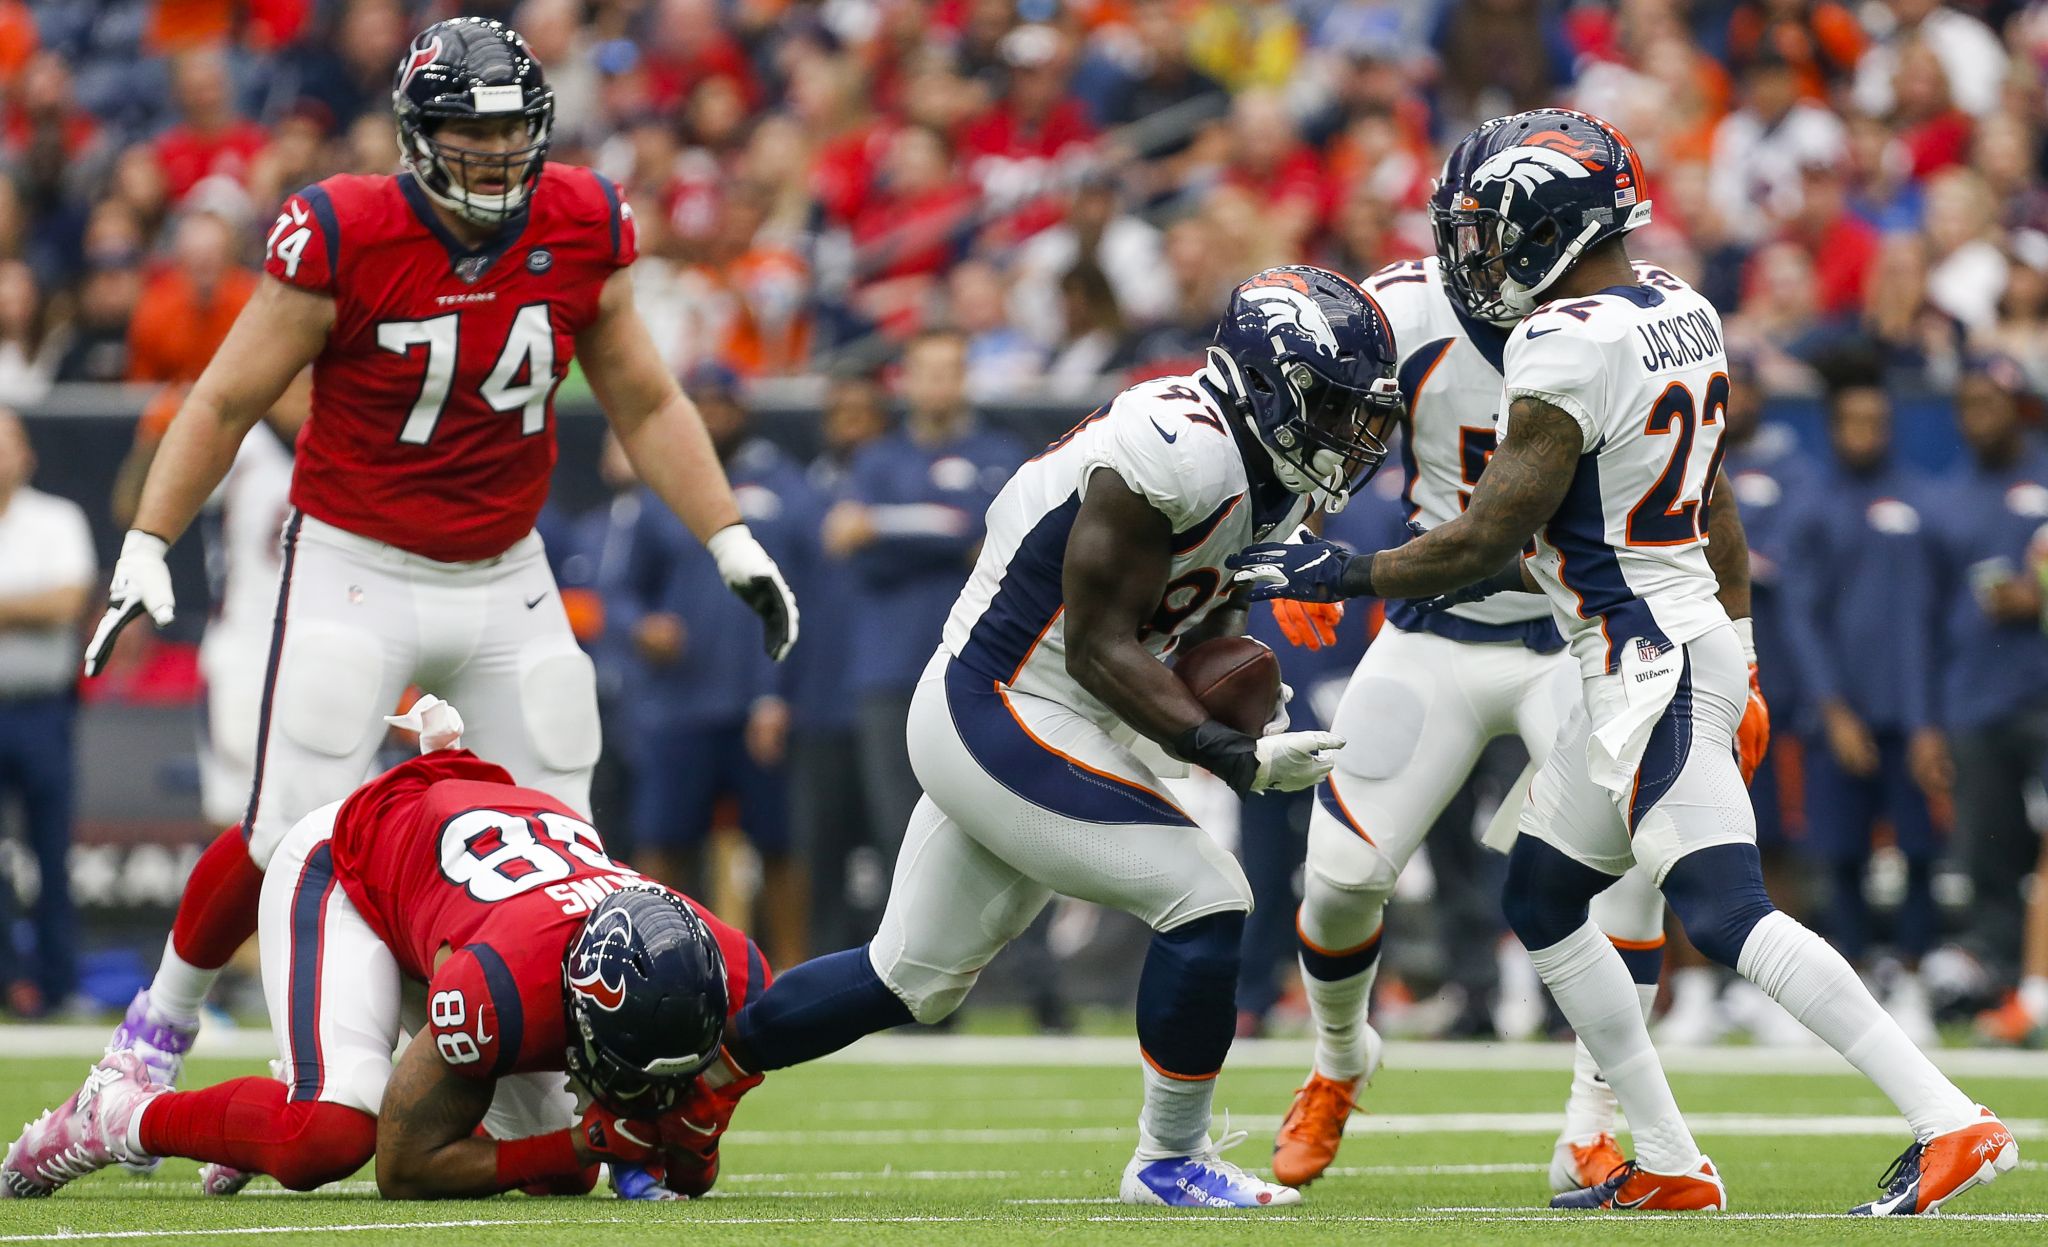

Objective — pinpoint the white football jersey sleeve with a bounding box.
[942,374,1310,727]
[1499,268,1732,676]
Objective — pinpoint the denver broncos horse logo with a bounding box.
[1241,274,1340,357]
[399,35,444,92]
[568,907,635,1012]
[1472,144,1599,195]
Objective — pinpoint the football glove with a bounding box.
[1264,682,1294,736]
[383,693,465,754]
[707,523,800,661]
[578,1103,661,1166]
[1228,535,1357,603]
[1732,619,1769,784]
[83,531,175,677]
[1251,730,1345,793]
[1270,599,1344,649]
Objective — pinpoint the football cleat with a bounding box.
[1121,1129,1302,1209]
[1850,1107,2017,1215]
[1271,1025,1381,1187]
[2,1053,162,1198]
[611,1162,687,1201]
[1549,1156,1726,1210]
[1549,1132,1627,1194]
[200,1163,254,1196]
[1974,993,2043,1048]
[105,990,197,1175]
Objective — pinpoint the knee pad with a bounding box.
[1662,843,1776,969]
[518,642,602,775]
[1588,864,1667,945]
[1305,803,1402,900]
[871,878,1046,1026]
[1502,835,1614,951]
[275,621,386,761]
[1152,832,1254,930]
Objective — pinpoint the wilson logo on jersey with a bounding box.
[567,908,636,1012]
[1472,145,1598,195]
[1241,285,1340,357]
[399,35,444,92]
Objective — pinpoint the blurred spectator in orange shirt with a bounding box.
[127,212,255,384]
[1725,0,1865,101]
[153,50,270,201]
[0,1,36,87]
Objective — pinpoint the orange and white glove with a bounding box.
[1732,618,1769,784]
[1270,599,1344,649]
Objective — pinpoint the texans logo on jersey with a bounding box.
[567,907,636,1012]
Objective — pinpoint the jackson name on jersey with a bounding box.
[941,375,1312,726]
[1503,267,1731,677]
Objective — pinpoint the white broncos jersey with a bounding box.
[1500,267,1732,676]
[942,373,1311,728]
[1363,256,1554,641]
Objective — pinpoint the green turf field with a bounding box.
[2,1033,2044,1244]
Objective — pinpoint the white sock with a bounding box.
[1529,920,1700,1175]
[148,941,214,1025]
[1737,912,1976,1139]
[1303,955,1379,1082]
[1561,983,1657,1140]
[1135,1064,1214,1159]
[2019,975,2048,1024]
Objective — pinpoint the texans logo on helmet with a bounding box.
[399,36,444,92]
[569,908,636,1012]
[1241,285,1340,357]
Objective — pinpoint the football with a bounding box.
[1173,636,1281,736]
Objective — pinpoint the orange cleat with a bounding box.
[1974,993,2042,1048]
[1271,1073,1359,1188]
[1550,1156,1727,1210]
[1851,1107,2018,1215]
[1549,1132,1628,1193]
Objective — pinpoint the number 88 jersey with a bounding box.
[265,164,635,564]
[1502,269,1732,678]
[329,750,763,1079]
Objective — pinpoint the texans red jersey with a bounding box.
[327,750,765,1081]
[263,165,636,562]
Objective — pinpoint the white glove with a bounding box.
[83,531,176,677]
[384,693,466,754]
[1264,682,1294,736]
[706,523,799,661]
[1251,730,1345,793]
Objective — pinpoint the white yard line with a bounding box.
[6,1028,2046,1079]
[0,1221,628,1244]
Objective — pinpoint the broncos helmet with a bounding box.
[1429,108,1652,323]
[394,17,554,228]
[1202,265,1402,513]
[562,887,728,1118]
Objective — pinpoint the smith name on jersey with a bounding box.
[942,375,1312,726]
[262,165,635,563]
[1504,269,1731,677]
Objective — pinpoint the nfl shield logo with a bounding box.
[454,256,490,284]
[1635,637,1665,664]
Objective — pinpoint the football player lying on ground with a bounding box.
[700,265,1401,1209]
[3,697,766,1201]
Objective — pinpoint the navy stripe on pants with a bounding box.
[286,842,336,1102]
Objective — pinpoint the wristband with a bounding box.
[495,1128,581,1190]
[1731,617,1756,666]
[1338,551,1377,599]
[1171,720,1258,794]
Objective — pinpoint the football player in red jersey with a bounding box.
[4,697,766,1200]
[78,16,798,1105]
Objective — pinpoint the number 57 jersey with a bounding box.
[328,749,763,1079]
[264,165,634,563]
[1503,274,1732,677]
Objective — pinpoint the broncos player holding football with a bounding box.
[82,15,798,1111]
[4,697,764,1201]
[1233,110,2014,1215]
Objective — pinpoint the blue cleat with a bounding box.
[610,1162,686,1201]
[1119,1131,1300,1209]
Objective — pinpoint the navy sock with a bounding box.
[726,945,913,1072]
[1298,923,1383,983]
[1137,912,1245,1079]
[1613,939,1665,987]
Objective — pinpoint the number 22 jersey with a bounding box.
[328,750,764,1081]
[1502,272,1732,677]
[263,165,635,563]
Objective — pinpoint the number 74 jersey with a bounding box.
[328,750,763,1078]
[1502,273,1732,678]
[264,164,635,563]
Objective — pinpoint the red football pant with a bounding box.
[139,1077,375,1191]
[170,827,265,970]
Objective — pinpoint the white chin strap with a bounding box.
[1204,347,1351,513]
[1498,200,1654,317]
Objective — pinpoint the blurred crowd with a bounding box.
[0,0,2044,399]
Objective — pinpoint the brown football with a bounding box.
[1173,636,1281,736]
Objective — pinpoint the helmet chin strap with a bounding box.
[1501,218,1604,317]
[1205,347,1352,512]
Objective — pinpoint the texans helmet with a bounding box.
[1429,108,1652,323]
[1202,265,1403,513]
[394,17,554,227]
[563,887,729,1118]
